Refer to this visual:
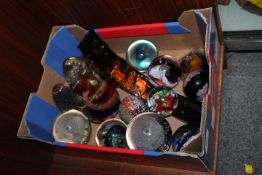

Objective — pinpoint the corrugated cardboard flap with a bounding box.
[17,9,221,170]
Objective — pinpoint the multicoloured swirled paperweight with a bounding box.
[96,119,128,148]
[147,87,178,117]
[63,56,87,85]
[127,40,158,72]
[52,109,91,144]
[183,71,209,101]
[147,86,202,126]
[148,55,181,88]
[119,96,149,124]
[172,124,199,152]
[126,112,172,152]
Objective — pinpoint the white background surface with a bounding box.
[219,0,262,31]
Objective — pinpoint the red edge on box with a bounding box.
[97,23,167,39]
[66,143,145,155]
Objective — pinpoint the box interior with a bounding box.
[17,8,215,158]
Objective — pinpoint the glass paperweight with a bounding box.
[96,119,128,148]
[78,79,120,124]
[69,62,120,124]
[148,55,181,88]
[127,40,158,72]
[180,52,204,78]
[147,87,178,117]
[126,112,172,152]
[119,96,149,124]
[172,125,199,152]
[147,87,202,126]
[52,109,91,144]
[52,83,84,112]
[63,56,87,85]
[183,71,209,101]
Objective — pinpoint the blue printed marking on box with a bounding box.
[44,27,82,77]
[26,95,60,142]
[165,22,190,34]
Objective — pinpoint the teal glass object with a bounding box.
[104,125,127,148]
[96,119,128,148]
[127,40,158,72]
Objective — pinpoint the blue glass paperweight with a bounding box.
[172,125,199,152]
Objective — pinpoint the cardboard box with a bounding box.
[17,7,224,174]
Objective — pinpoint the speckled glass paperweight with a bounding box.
[63,56,87,85]
[119,96,149,124]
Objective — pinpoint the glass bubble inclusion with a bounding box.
[127,40,158,72]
